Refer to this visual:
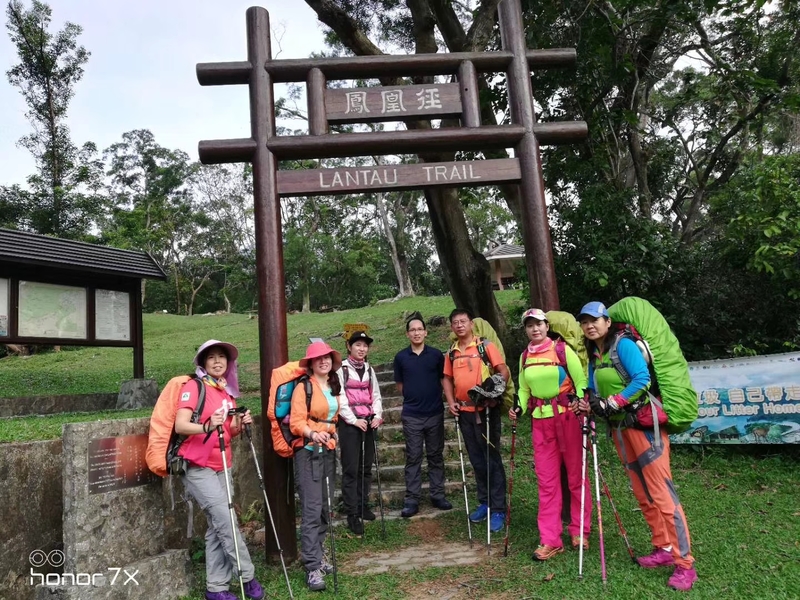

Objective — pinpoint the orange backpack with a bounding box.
[266,362,313,458]
[146,376,205,477]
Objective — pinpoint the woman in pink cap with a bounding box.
[174,340,263,600]
[290,340,344,592]
[509,309,590,562]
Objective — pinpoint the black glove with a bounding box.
[588,391,609,418]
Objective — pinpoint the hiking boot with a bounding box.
[205,592,237,600]
[469,503,488,523]
[321,559,335,575]
[532,544,564,561]
[490,512,505,532]
[347,514,364,535]
[361,506,376,521]
[571,535,589,551]
[306,569,326,592]
[431,497,453,511]
[400,502,419,518]
[668,566,698,591]
[243,578,265,600]
[637,547,675,568]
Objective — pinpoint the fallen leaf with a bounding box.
[714,483,727,490]
[543,573,555,582]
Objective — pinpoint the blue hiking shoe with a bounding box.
[469,503,488,523]
[490,512,505,532]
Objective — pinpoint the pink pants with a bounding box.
[532,410,592,547]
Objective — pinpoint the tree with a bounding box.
[101,129,198,310]
[4,0,103,238]
[303,0,510,337]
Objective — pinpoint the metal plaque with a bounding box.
[88,434,158,494]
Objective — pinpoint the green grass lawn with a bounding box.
[179,436,800,599]
[0,290,526,399]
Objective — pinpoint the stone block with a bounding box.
[62,419,164,574]
[115,380,158,410]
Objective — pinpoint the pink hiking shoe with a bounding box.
[668,566,698,591]
[637,547,676,568]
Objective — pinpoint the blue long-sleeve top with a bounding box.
[587,336,650,401]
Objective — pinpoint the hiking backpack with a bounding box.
[606,297,698,434]
[448,317,516,410]
[146,375,206,477]
[266,361,314,458]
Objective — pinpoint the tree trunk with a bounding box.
[376,193,415,297]
[223,290,232,313]
[141,278,147,307]
[302,283,311,313]
[424,184,506,339]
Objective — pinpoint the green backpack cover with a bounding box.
[449,317,516,410]
[607,297,698,434]
[545,310,588,376]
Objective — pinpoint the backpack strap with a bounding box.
[305,375,336,425]
[554,339,567,369]
[609,331,633,384]
[477,338,491,368]
[191,377,206,424]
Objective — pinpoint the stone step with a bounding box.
[378,440,464,465]
[377,461,464,483]
[368,480,466,509]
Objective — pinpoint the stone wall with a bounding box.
[0,416,269,600]
[0,439,63,600]
[0,394,117,418]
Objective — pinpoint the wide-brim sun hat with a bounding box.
[578,301,609,320]
[521,308,548,325]
[300,341,342,371]
[194,339,241,398]
[194,339,239,366]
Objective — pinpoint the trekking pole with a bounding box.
[598,466,636,562]
[578,414,590,580]
[360,426,366,542]
[217,425,246,599]
[322,444,339,594]
[454,414,473,548]
[243,424,294,599]
[503,410,518,557]
[589,417,607,584]
[369,416,387,540]
[486,407,491,555]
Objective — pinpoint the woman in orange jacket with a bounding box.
[290,341,343,592]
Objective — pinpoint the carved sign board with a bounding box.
[277,158,520,197]
[326,83,462,124]
[88,434,158,494]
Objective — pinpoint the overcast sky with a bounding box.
[0,0,326,186]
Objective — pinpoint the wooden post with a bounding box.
[499,0,560,311]
[131,280,144,378]
[245,7,297,563]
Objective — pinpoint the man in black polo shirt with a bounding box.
[393,313,452,518]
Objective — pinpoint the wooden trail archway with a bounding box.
[196,0,587,560]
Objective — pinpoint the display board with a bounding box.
[18,281,87,339]
[671,352,800,444]
[0,278,7,336]
[95,289,131,341]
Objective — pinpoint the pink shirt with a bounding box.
[177,379,236,471]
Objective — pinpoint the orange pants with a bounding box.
[612,427,694,569]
